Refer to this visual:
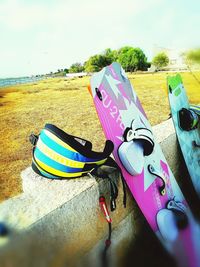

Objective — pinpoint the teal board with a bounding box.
[167,74,200,195]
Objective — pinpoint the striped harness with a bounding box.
[29,124,114,179]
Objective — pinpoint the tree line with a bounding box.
[51,47,200,75]
[54,46,151,75]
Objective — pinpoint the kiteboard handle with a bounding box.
[192,141,200,148]
[148,164,166,196]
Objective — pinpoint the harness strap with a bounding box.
[90,160,127,266]
[105,157,127,209]
[29,133,38,146]
[29,124,114,179]
[29,126,126,208]
[190,104,200,116]
[91,157,127,211]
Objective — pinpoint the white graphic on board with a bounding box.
[105,74,122,98]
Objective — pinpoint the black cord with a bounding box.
[91,157,127,211]
[121,174,127,208]
[104,157,127,209]
[102,222,112,267]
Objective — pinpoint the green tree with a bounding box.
[85,53,113,72]
[103,48,118,62]
[69,63,84,73]
[84,55,101,72]
[152,52,169,70]
[117,46,148,72]
[185,48,200,64]
[64,68,69,73]
[72,46,149,73]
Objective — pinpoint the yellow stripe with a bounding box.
[191,106,200,111]
[95,158,107,165]
[34,156,91,178]
[38,138,107,166]
[44,129,77,152]
[37,139,84,168]
[42,130,108,165]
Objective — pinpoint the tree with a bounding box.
[185,49,200,64]
[69,63,84,73]
[117,46,148,72]
[68,46,149,73]
[182,49,200,84]
[103,48,118,62]
[84,52,114,72]
[84,55,102,72]
[152,52,169,70]
[64,68,69,73]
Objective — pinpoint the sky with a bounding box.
[0,0,199,78]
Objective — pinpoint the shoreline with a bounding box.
[0,76,47,88]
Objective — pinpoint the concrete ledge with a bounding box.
[0,173,134,267]
[0,119,189,267]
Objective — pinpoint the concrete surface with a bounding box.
[0,119,198,267]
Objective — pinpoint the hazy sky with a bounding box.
[0,0,199,78]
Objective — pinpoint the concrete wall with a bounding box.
[0,119,196,267]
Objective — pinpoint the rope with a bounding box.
[90,158,127,267]
[101,222,112,267]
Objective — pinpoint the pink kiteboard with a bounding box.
[89,62,200,267]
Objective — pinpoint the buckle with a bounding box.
[29,133,38,146]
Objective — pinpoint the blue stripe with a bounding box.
[39,169,81,179]
[40,131,98,163]
[32,159,59,179]
[40,169,60,179]
[190,106,200,115]
[35,147,83,173]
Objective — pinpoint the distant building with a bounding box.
[150,45,188,71]
[65,72,88,78]
[147,65,157,72]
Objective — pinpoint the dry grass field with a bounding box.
[0,71,200,202]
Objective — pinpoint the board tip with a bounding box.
[87,84,92,96]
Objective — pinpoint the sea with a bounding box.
[0,76,45,88]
